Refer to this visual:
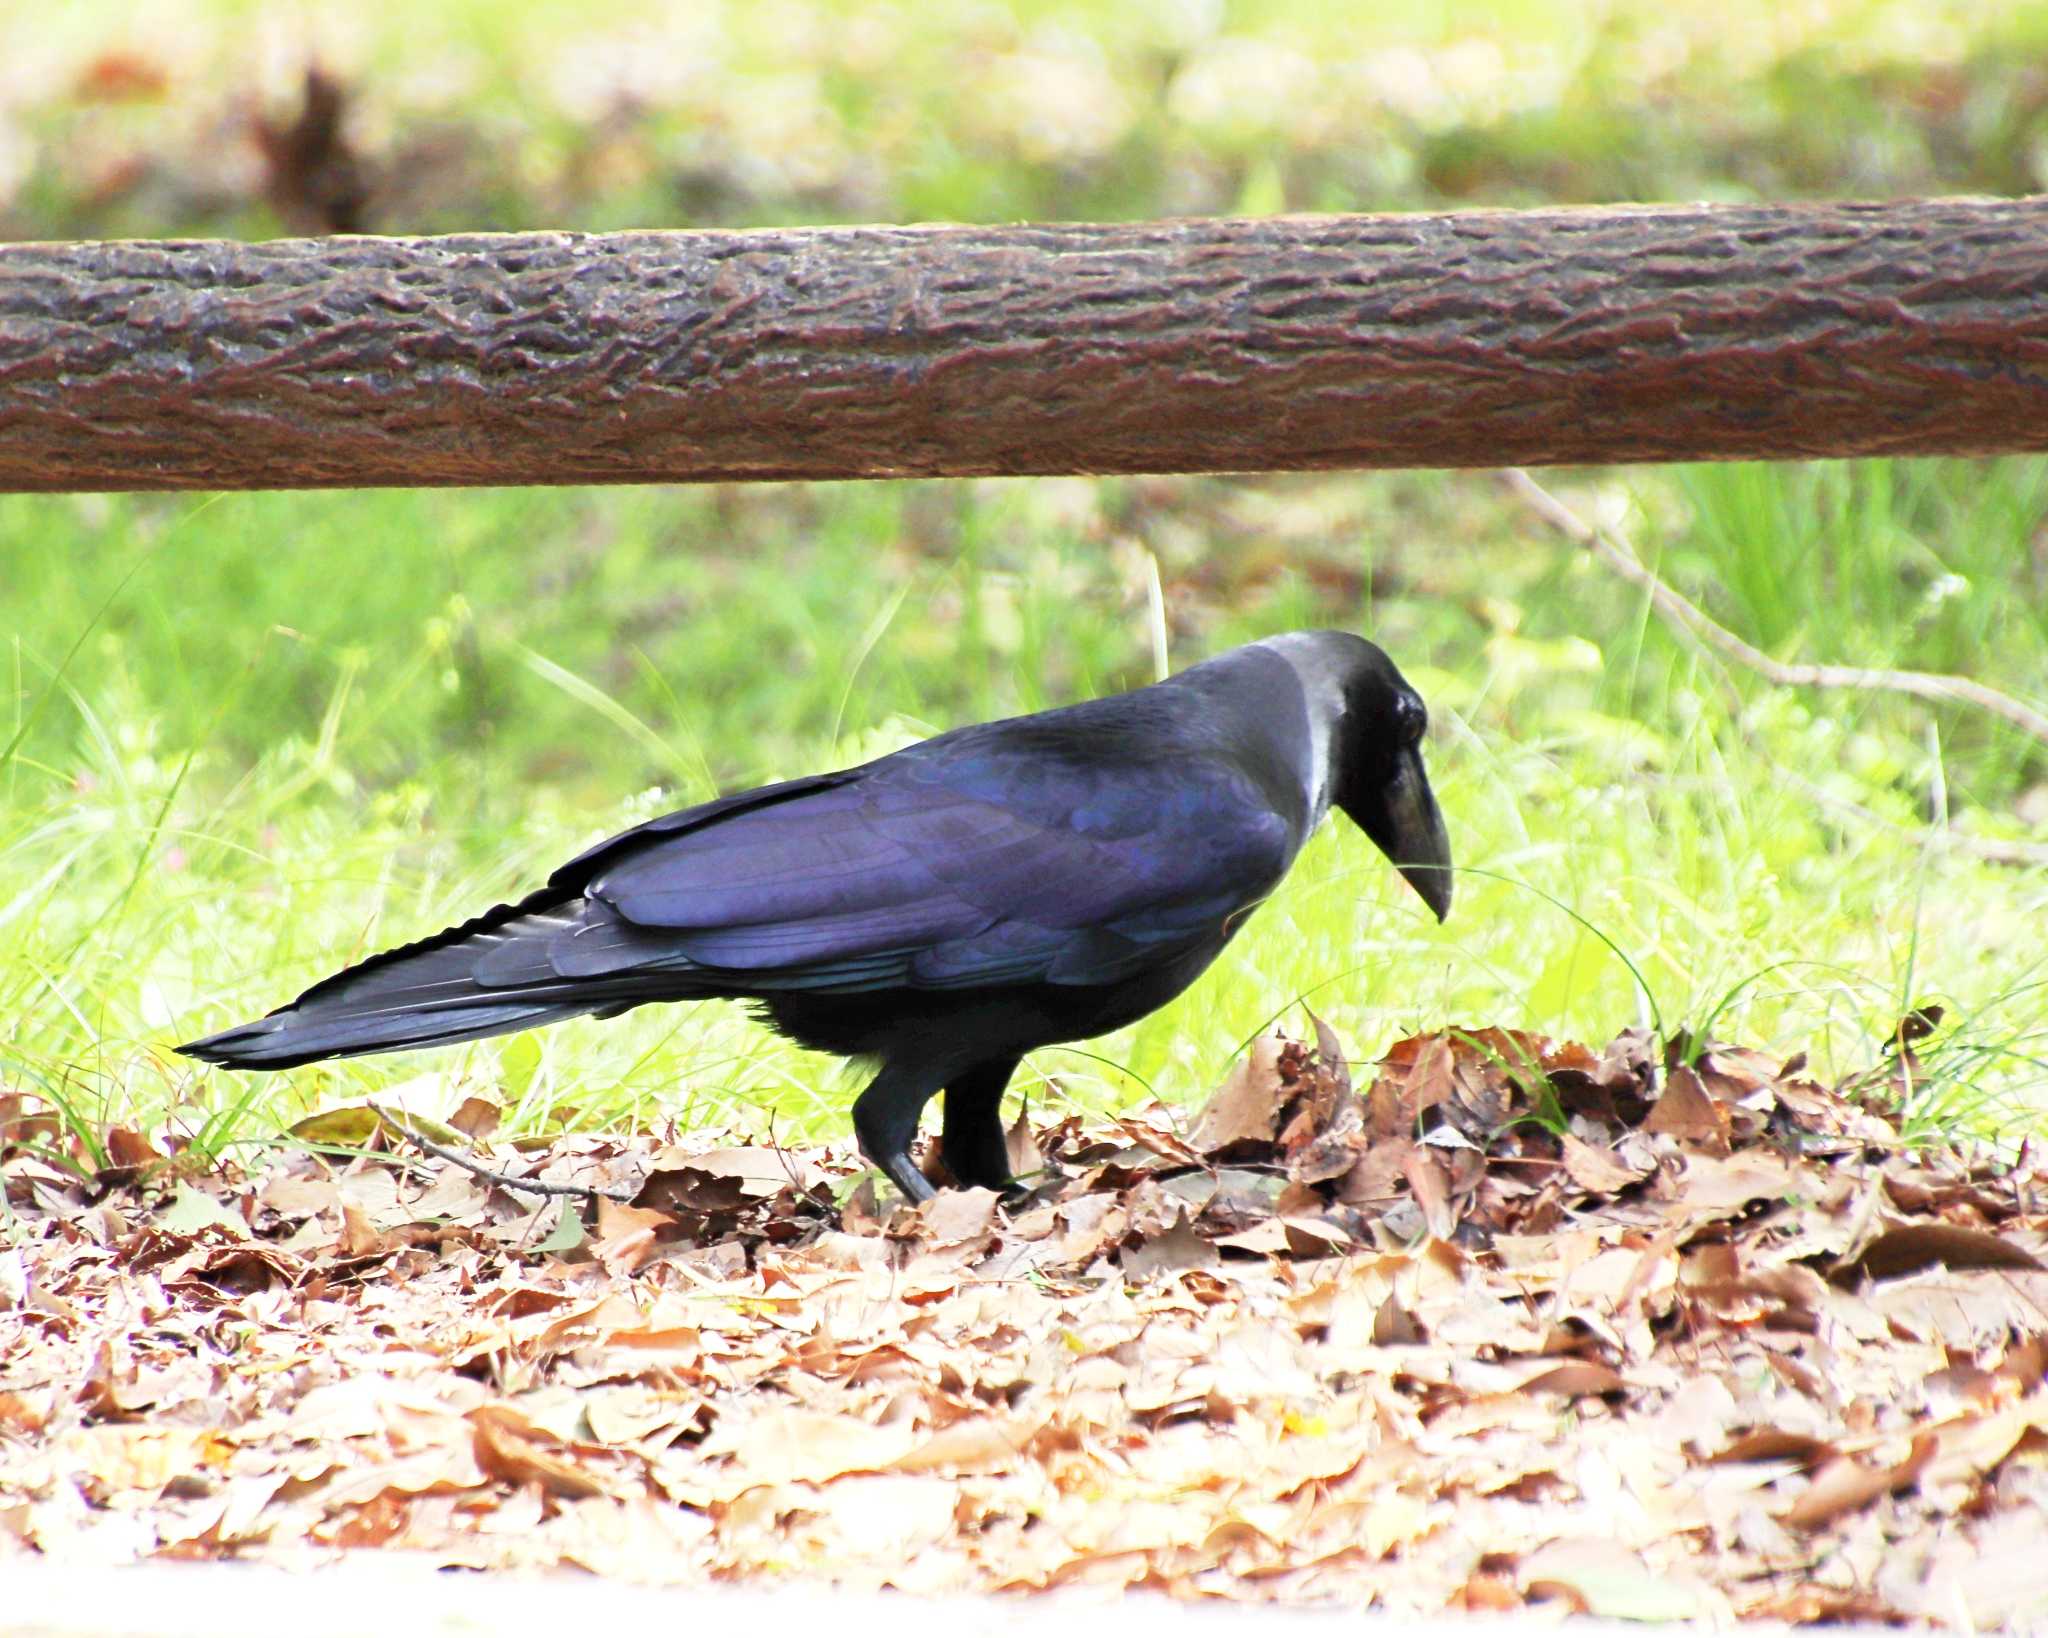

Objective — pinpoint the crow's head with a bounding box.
[1269,631,1453,922]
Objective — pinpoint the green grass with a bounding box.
[5,0,2048,1172]
[6,463,2046,1169]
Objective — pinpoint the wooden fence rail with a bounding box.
[2,198,2045,492]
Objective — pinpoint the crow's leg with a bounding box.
[941,1055,1022,1191]
[851,1058,951,1203]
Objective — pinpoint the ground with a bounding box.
[7,1022,2047,1626]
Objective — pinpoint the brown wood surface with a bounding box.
[2,199,2045,492]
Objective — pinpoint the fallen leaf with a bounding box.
[470,1408,609,1499]
[155,1183,248,1238]
[1519,1360,1628,1397]
[1122,1211,1220,1280]
[1005,1109,1044,1178]
[918,1187,1001,1248]
[1521,1538,1711,1622]
[592,1197,676,1275]
[1189,1035,1288,1155]
[1561,1134,1647,1194]
[448,1096,502,1139]
[535,1200,588,1255]
[1834,1223,2045,1285]
[1642,1066,1730,1148]
[1402,1147,1457,1240]
[1782,1433,1937,1530]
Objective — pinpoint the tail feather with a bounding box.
[177,893,669,1070]
[179,999,596,1070]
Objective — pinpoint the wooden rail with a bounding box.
[2,198,2045,491]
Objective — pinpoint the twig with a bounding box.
[371,1104,637,1204]
[1501,467,2048,751]
[1502,468,2048,869]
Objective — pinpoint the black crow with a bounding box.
[180,631,1451,1201]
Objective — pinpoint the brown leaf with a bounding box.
[1834,1223,2046,1285]
[1673,1149,1797,1213]
[1519,1360,1628,1397]
[1368,1033,1454,1138]
[1212,1218,1293,1257]
[1335,1136,1413,1204]
[917,1187,1002,1249]
[1280,1216,1350,1258]
[1560,1134,1647,1194]
[1520,1538,1710,1622]
[1305,1007,1355,1102]
[448,1096,501,1139]
[98,1126,160,1185]
[1781,1433,1936,1530]
[892,1416,1039,1475]
[470,1408,609,1499]
[1710,1429,1836,1467]
[1188,1035,1288,1155]
[592,1197,676,1275]
[1121,1211,1220,1280]
[1005,1108,1044,1179]
[337,1201,385,1257]
[1372,1293,1424,1346]
[1402,1147,1457,1240]
[1110,1113,1207,1169]
[1289,1126,1364,1186]
[1641,1065,1730,1148]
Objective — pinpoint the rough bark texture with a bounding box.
[2,199,2046,492]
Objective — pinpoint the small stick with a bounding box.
[371,1104,638,1204]
[1502,467,2048,751]
[1503,468,2048,868]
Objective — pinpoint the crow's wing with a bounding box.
[562,747,1295,993]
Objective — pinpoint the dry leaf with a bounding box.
[1835,1223,2046,1285]
[470,1408,609,1499]
[1188,1035,1289,1155]
[1642,1066,1730,1148]
[1561,1134,1647,1193]
[1780,1435,1935,1531]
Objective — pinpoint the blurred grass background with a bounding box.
[4,0,2048,1164]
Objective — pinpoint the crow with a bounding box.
[180,631,1451,1201]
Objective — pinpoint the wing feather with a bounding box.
[574,747,1295,993]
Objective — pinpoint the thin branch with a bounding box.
[1501,467,2048,751]
[1501,467,2048,870]
[371,1104,638,1204]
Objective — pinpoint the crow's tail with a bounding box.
[177,893,649,1070]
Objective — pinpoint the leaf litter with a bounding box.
[5,1020,2048,1627]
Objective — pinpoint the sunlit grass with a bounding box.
[6,464,2045,1170]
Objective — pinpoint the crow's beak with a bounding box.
[1348,744,1453,923]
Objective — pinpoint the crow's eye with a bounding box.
[1396,694,1427,744]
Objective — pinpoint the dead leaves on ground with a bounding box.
[5,1021,2048,1626]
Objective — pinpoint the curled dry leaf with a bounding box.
[470,1407,610,1499]
[592,1197,677,1276]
